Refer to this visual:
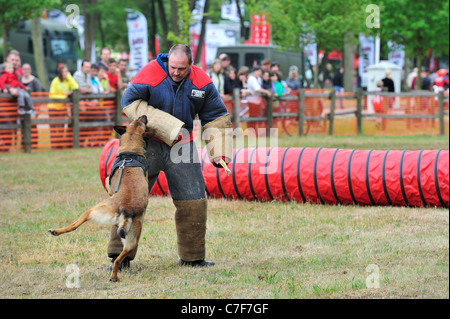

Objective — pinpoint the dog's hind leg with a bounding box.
[110,217,143,282]
[48,200,118,236]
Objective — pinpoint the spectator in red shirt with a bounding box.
[106,58,119,93]
[0,62,34,115]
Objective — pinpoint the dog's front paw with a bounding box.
[48,229,59,236]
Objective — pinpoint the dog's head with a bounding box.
[114,115,155,156]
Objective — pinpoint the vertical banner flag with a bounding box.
[126,9,148,72]
[221,1,245,22]
[301,34,317,67]
[249,13,270,45]
[358,33,375,77]
[388,41,405,69]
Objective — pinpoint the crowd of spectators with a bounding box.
[210,53,303,101]
[0,47,134,103]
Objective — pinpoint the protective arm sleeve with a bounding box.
[123,99,185,146]
[202,113,233,167]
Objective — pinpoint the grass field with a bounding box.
[0,134,448,299]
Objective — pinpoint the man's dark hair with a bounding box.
[81,59,91,67]
[168,44,192,65]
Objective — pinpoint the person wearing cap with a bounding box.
[219,53,231,70]
[433,69,449,92]
[247,65,271,97]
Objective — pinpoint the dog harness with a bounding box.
[109,152,148,193]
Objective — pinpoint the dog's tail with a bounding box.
[118,208,133,239]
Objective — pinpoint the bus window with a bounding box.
[245,53,264,69]
[27,37,48,56]
[50,38,76,59]
[227,53,239,70]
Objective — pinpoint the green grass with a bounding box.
[0,135,448,299]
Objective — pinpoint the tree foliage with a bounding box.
[2,0,448,89]
[0,0,61,57]
[378,0,448,88]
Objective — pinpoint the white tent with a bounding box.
[366,60,402,112]
[367,60,402,93]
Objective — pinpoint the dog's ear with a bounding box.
[114,125,127,135]
[143,128,156,139]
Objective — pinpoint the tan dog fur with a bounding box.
[48,115,154,282]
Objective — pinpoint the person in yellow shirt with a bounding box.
[48,65,79,149]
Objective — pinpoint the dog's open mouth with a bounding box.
[138,115,148,125]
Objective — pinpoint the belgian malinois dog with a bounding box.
[48,115,154,282]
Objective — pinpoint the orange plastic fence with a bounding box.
[79,98,115,148]
[32,92,73,151]
[0,96,21,152]
[1,90,448,153]
[364,92,449,135]
[0,92,117,153]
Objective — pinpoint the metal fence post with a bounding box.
[298,89,305,136]
[71,89,80,148]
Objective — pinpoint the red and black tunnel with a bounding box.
[99,139,449,208]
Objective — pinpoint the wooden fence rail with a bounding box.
[0,88,448,153]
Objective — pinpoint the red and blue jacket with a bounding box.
[121,53,228,132]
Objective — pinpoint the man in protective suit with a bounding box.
[107,44,232,268]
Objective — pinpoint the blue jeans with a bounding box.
[146,139,206,201]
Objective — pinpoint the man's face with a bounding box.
[119,61,127,73]
[168,52,191,83]
[109,62,117,74]
[221,59,230,69]
[91,67,98,78]
[101,49,110,63]
[82,62,91,74]
[7,54,20,68]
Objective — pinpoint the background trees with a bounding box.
[1,0,448,90]
[378,0,449,89]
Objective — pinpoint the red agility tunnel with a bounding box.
[99,139,449,208]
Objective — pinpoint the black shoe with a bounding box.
[179,259,215,267]
[108,255,131,271]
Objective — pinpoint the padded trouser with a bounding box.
[174,198,207,261]
[107,139,207,261]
